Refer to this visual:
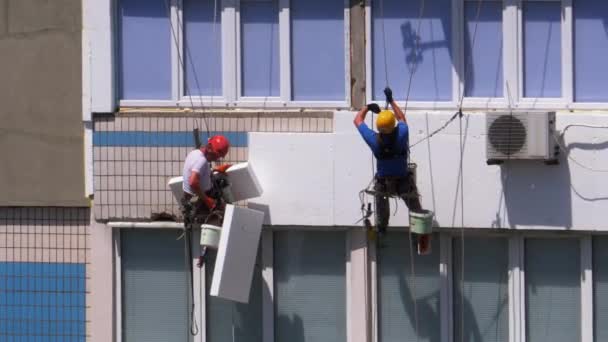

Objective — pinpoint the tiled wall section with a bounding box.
[93,112,334,221]
[0,207,90,341]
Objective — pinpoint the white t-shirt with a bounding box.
[182,149,212,195]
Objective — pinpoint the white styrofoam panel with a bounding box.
[249,111,608,231]
[167,176,184,204]
[210,205,264,303]
[226,162,263,201]
[248,133,335,226]
[332,133,376,226]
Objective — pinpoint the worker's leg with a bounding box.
[399,175,431,255]
[374,179,390,238]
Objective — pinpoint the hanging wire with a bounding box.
[163,0,211,136]
[409,0,486,151]
[554,124,608,173]
[379,0,389,88]
[458,110,465,342]
[210,0,219,109]
[403,0,427,111]
[162,0,226,336]
[457,0,485,111]
[407,230,421,342]
[456,2,485,341]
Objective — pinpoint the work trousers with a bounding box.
[374,173,422,234]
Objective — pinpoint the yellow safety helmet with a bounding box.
[376,110,396,134]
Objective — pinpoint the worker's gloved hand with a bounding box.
[384,87,394,104]
[366,103,381,114]
[203,196,216,210]
[213,164,232,173]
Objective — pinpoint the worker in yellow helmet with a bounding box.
[353,87,430,254]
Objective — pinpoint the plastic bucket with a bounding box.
[200,224,222,249]
[409,209,434,235]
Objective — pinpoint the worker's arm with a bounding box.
[391,101,406,123]
[354,104,381,127]
[188,171,216,209]
[385,87,406,123]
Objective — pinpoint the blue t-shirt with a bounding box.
[357,122,409,177]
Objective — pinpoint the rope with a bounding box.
[457,0,485,111]
[458,112,465,342]
[182,224,200,337]
[403,0,427,111]
[163,0,211,136]
[454,2,485,340]
[407,230,420,342]
[211,0,219,109]
[379,0,389,88]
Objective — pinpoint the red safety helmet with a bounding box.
[207,135,230,160]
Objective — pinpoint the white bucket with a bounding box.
[409,209,434,235]
[200,224,222,249]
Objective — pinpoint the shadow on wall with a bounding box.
[498,149,572,229]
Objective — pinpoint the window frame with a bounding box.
[365,0,608,112]
[110,225,595,342]
[118,0,352,109]
[516,0,570,109]
[112,226,208,342]
[112,226,353,342]
[369,230,592,342]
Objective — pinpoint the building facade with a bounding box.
[3,0,608,341]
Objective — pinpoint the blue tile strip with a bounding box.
[93,131,248,147]
[0,262,86,341]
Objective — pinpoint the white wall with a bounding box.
[249,110,608,231]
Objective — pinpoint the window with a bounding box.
[274,231,347,342]
[371,0,452,102]
[377,233,440,342]
[184,0,223,97]
[453,237,508,342]
[240,0,280,97]
[525,238,580,342]
[205,251,263,342]
[464,0,503,98]
[120,229,190,341]
[573,0,608,102]
[290,0,346,101]
[120,229,263,342]
[117,0,350,106]
[522,1,562,98]
[119,0,172,100]
[367,0,608,108]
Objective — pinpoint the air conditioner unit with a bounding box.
[485,112,558,165]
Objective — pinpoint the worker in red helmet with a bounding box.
[182,135,231,267]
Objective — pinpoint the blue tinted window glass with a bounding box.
[184,0,223,96]
[290,0,345,101]
[372,0,452,101]
[574,0,608,102]
[119,0,172,100]
[241,0,280,97]
[523,2,561,98]
[464,1,503,97]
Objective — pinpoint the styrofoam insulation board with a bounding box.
[168,176,184,204]
[247,133,335,225]
[210,204,265,303]
[226,162,263,201]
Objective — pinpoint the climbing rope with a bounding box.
[403,0,427,112]
[163,0,211,136]
[163,0,224,337]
